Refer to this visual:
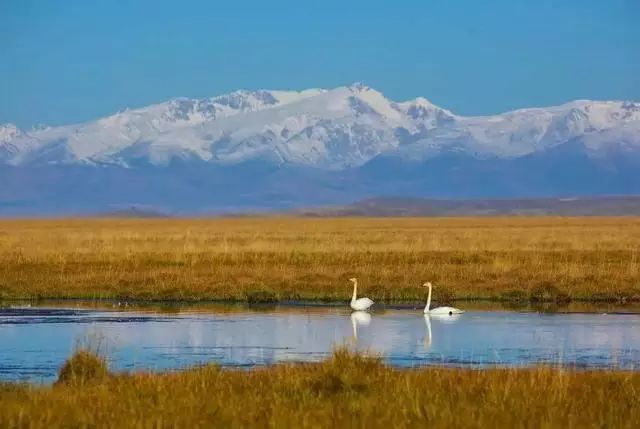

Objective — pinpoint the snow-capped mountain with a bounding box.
[5,83,639,168]
[1,84,639,214]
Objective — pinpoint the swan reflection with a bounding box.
[350,311,371,340]
[423,312,462,349]
[423,314,432,348]
[429,313,462,323]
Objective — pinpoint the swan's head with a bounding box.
[423,282,432,288]
[349,278,357,283]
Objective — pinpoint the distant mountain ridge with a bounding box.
[299,196,640,217]
[1,83,639,215]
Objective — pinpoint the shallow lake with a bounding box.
[1,302,640,383]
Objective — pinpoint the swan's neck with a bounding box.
[423,284,432,313]
[351,280,358,303]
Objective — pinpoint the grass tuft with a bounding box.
[529,282,572,304]
[244,288,280,303]
[55,350,109,387]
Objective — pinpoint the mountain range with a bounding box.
[1,83,639,215]
[300,196,640,217]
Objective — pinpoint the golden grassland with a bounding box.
[1,350,639,429]
[0,217,639,302]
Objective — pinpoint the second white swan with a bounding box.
[423,282,464,315]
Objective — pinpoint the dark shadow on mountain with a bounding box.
[1,139,639,216]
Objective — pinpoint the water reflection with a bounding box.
[423,314,462,349]
[350,311,371,340]
[423,315,432,348]
[1,303,639,384]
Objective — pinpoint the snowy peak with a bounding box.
[0,124,23,160]
[0,124,21,144]
[347,81,370,92]
[394,97,456,130]
[100,88,321,129]
[1,86,638,169]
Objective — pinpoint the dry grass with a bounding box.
[1,349,639,428]
[1,217,639,302]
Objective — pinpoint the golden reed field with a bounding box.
[1,216,639,303]
[1,349,639,429]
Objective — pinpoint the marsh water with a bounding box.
[1,301,640,383]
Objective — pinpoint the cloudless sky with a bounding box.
[1,0,639,128]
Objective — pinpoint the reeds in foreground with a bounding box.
[0,349,638,428]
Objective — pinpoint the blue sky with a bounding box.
[1,0,638,128]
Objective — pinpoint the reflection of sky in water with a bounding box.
[1,307,640,383]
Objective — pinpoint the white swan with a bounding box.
[349,278,374,311]
[423,282,464,315]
